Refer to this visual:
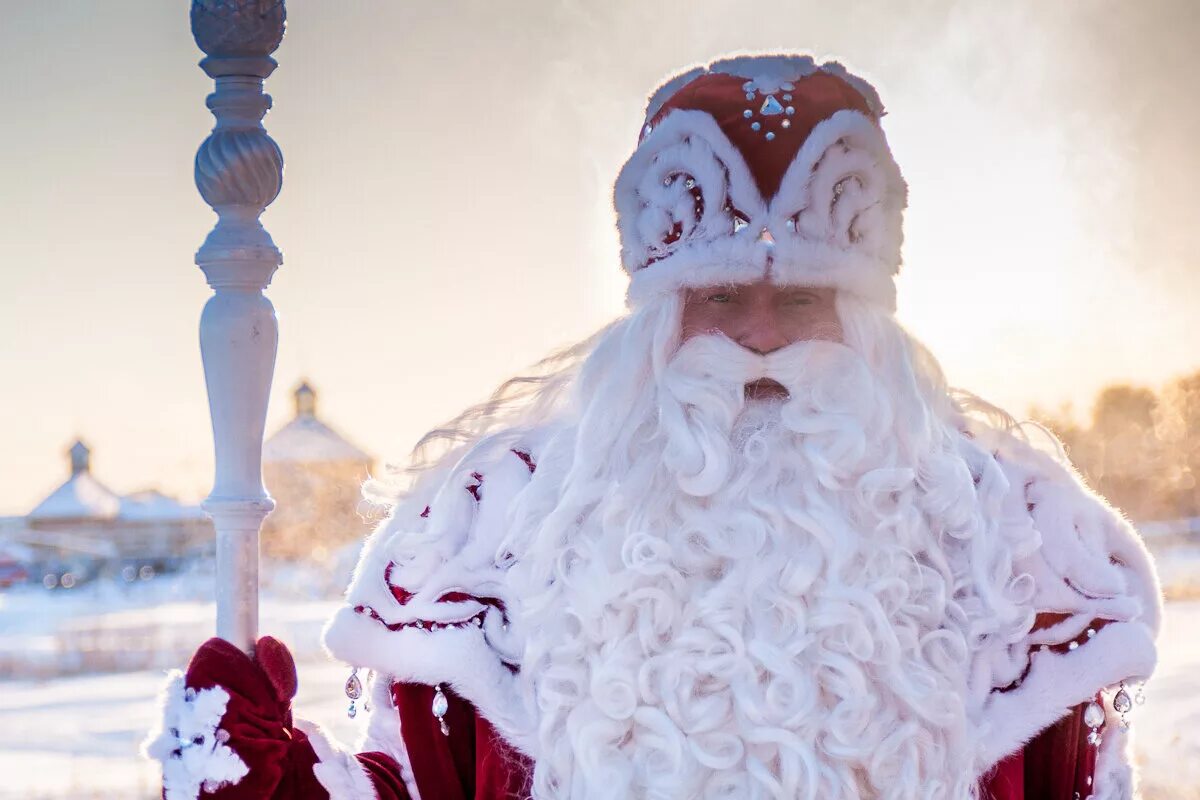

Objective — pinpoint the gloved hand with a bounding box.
[145,636,321,800]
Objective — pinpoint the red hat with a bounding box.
[615,55,907,310]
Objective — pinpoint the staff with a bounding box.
[190,0,286,655]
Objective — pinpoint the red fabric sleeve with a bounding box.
[392,682,533,800]
[1022,701,1099,800]
[981,701,1100,800]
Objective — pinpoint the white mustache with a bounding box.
[667,334,867,395]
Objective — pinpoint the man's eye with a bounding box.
[707,293,732,303]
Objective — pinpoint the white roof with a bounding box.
[28,472,122,521]
[118,490,206,521]
[263,415,371,465]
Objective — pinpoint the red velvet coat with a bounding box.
[171,639,1102,800]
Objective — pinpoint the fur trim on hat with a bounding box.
[617,99,905,309]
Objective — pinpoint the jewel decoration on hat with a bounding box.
[760,95,785,115]
[740,76,797,142]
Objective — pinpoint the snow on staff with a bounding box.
[191,0,286,655]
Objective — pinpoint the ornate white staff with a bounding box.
[190,0,286,655]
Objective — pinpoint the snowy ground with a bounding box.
[0,561,1197,798]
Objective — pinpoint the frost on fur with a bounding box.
[142,670,248,800]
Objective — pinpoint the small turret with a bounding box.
[294,380,317,418]
[68,440,91,476]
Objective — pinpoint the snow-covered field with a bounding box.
[0,560,1197,798]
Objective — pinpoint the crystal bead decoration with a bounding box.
[751,122,761,132]
[765,132,776,141]
[1113,688,1133,713]
[743,109,752,118]
[1087,729,1102,746]
[345,667,363,719]
[760,95,785,116]
[1083,701,1105,728]
[733,216,750,234]
[433,684,450,736]
[345,669,363,700]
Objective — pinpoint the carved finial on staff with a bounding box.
[190,0,286,655]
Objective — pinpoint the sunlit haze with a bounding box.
[1,1,1197,514]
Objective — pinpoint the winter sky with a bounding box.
[1,1,1198,514]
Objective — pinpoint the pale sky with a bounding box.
[1,0,1197,515]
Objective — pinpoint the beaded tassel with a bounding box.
[345,667,362,719]
[432,684,450,736]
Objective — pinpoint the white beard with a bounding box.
[505,299,1027,800]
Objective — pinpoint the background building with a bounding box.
[261,380,375,562]
[6,439,211,585]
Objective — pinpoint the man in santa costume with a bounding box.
[146,54,1161,800]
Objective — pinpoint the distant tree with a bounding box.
[1085,385,1164,520]
[1156,371,1200,518]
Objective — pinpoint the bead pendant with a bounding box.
[345,670,363,700]
[432,684,450,737]
[1113,688,1133,713]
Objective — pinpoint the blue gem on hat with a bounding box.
[760,95,785,116]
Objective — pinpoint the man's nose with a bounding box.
[736,311,791,355]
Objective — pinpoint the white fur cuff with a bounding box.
[296,719,379,800]
[142,670,249,800]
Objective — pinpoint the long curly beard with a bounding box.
[505,297,1025,800]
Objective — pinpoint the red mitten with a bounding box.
[146,636,317,800]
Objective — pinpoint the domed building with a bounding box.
[261,381,374,562]
[17,439,211,580]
